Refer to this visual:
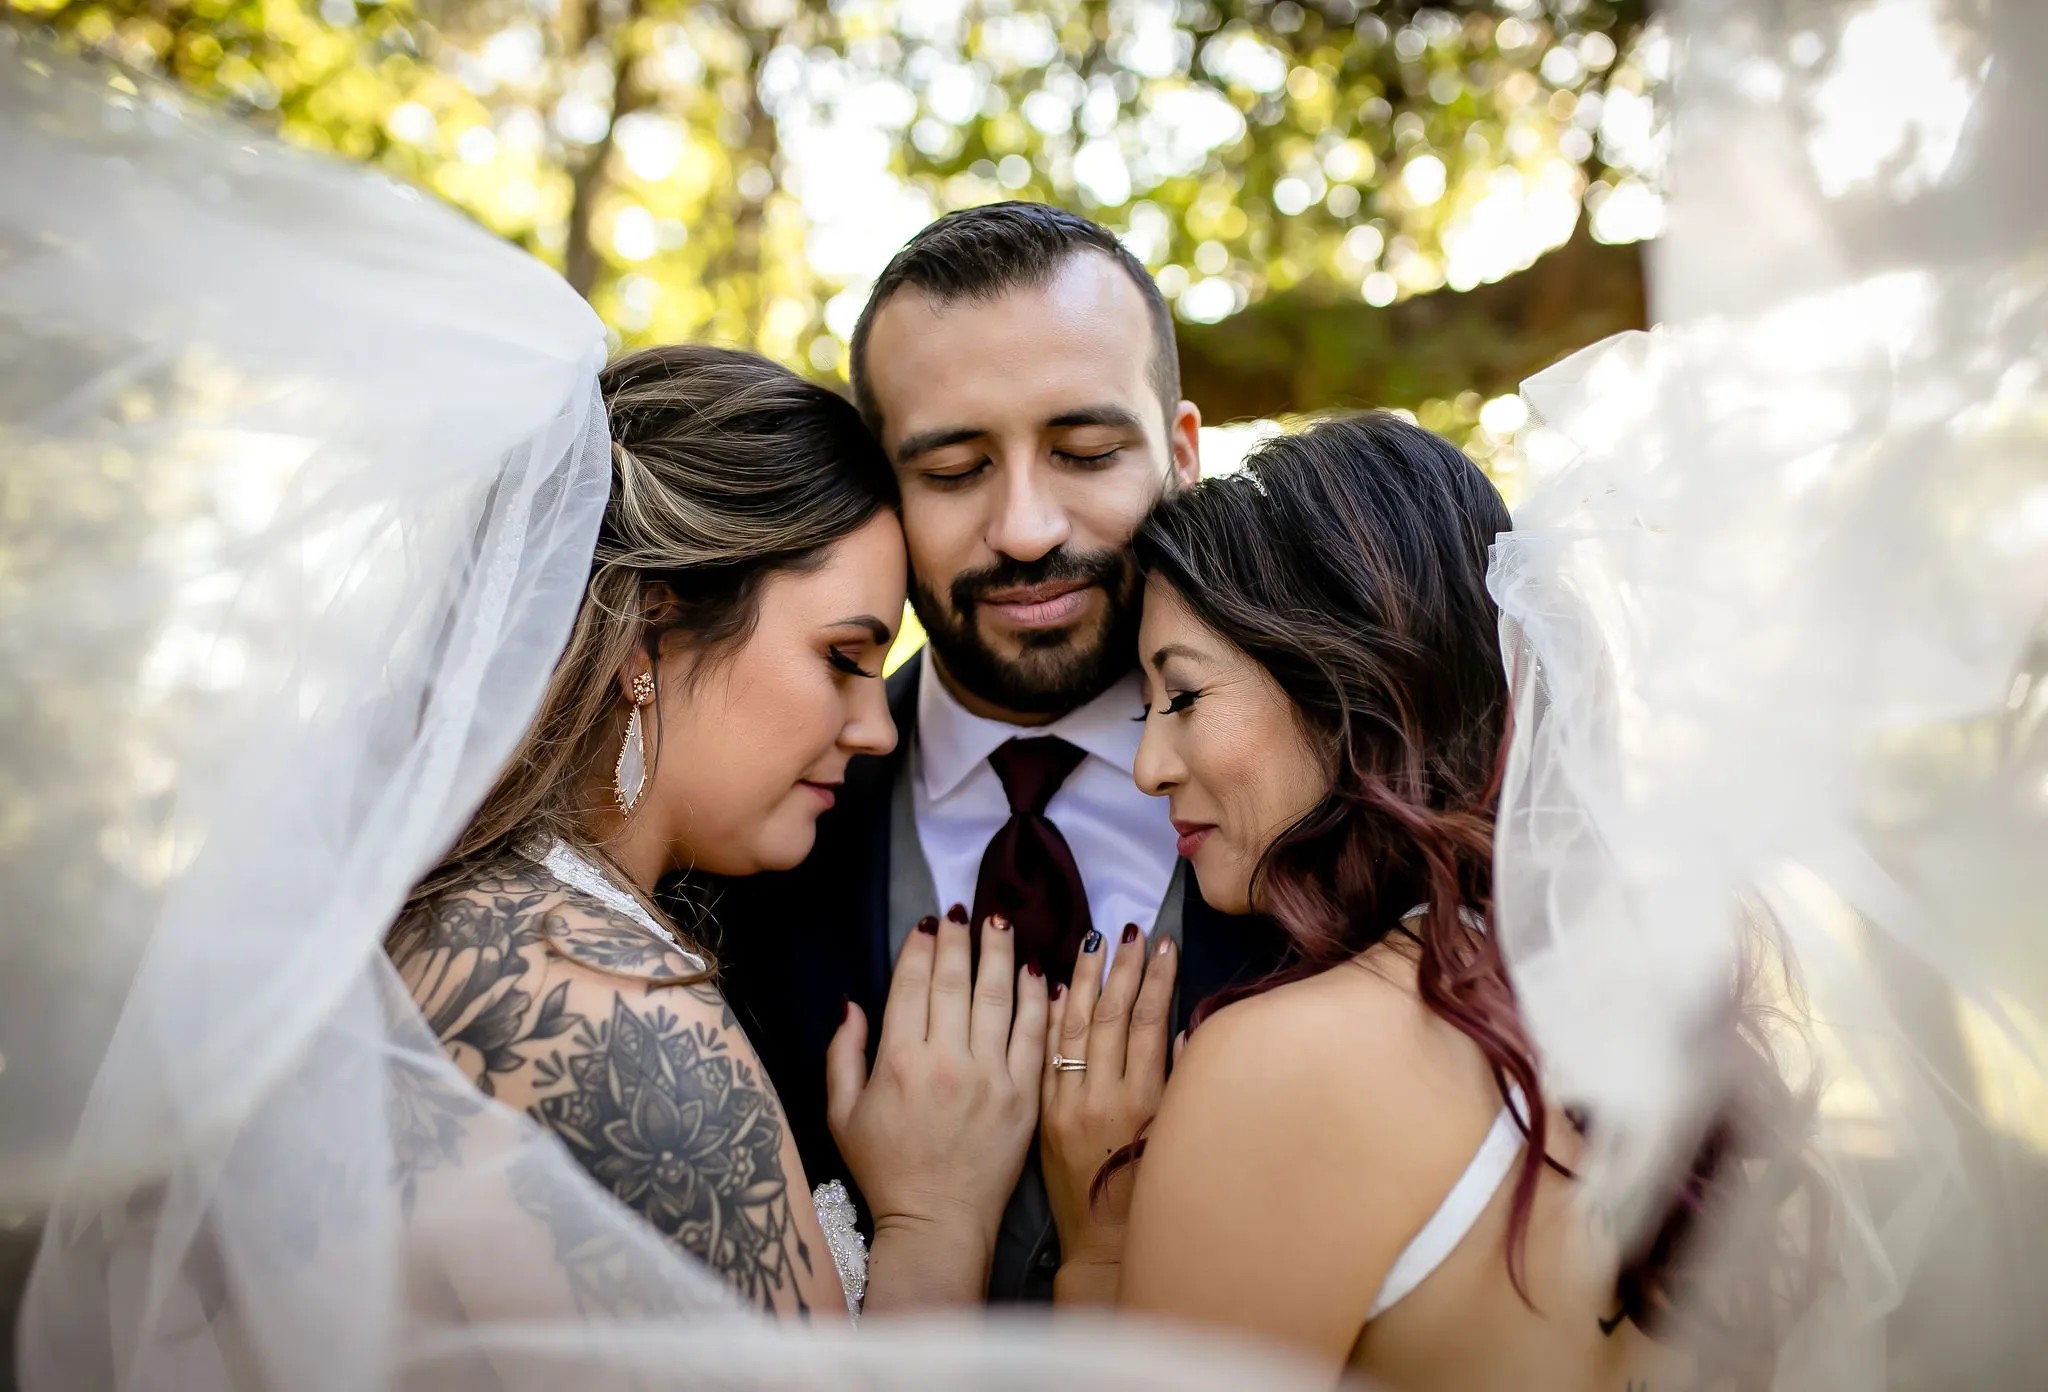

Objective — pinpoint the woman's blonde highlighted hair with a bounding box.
[399,345,895,968]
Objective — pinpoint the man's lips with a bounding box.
[976,580,1094,630]
[1171,819,1215,859]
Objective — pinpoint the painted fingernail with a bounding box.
[946,902,969,924]
[1081,929,1103,954]
[1121,922,1141,945]
[915,915,938,935]
[1024,959,1044,979]
[1052,982,1066,1000]
[841,996,853,1022]
[990,913,1011,933]
[1156,934,1173,956]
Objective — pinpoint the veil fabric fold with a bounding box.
[0,37,1331,1392]
[1488,2,2048,1384]
[6,0,2046,1386]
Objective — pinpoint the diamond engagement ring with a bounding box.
[1051,1054,1087,1073]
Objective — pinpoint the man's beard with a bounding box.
[911,545,1142,717]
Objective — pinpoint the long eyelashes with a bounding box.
[827,648,877,679]
[1131,689,1204,721]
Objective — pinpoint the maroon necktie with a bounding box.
[972,736,1094,988]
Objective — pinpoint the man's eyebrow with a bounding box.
[894,406,1144,463]
[1046,405,1146,432]
[893,425,988,464]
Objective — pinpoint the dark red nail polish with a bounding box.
[1052,982,1066,1000]
[990,913,1011,932]
[1121,922,1141,944]
[1025,959,1044,979]
[841,996,853,1022]
[946,902,969,924]
[915,915,938,935]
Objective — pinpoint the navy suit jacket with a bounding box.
[701,658,1288,1300]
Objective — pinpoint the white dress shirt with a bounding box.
[911,647,1182,977]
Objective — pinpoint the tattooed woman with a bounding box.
[1039,415,1820,1389]
[387,345,1047,1319]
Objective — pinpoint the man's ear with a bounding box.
[1169,399,1202,490]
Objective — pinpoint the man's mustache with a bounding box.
[949,547,1130,613]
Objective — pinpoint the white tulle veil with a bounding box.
[1488,0,2048,1385]
[4,0,2044,1387]
[0,29,1329,1392]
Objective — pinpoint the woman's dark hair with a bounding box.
[1121,411,1821,1373]
[397,345,896,963]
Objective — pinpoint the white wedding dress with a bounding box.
[4,1,2045,1387]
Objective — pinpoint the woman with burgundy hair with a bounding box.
[1037,412,1816,1389]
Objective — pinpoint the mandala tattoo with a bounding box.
[531,997,812,1315]
[387,859,814,1315]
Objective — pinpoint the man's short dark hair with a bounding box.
[848,201,1182,436]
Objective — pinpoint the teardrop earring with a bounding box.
[615,671,656,814]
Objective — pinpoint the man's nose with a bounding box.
[985,455,1070,563]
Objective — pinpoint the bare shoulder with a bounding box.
[389,860,713,1079]
[1120,946,1514,1350]
[389,860,836,1318]
[1175,949,1442,1101]
[388,859,588,1094]
[537,887,713,989]
[1120,951,1494,1353]
[1158,946,1503,1191]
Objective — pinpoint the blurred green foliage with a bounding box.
[4,0,1661,467]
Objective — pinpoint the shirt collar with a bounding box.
[916,646,1146,803]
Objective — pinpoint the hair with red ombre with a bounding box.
[1116,412,1822,1373]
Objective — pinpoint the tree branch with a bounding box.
[1175,222,1647,421]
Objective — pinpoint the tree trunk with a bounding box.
[562,0,650,300]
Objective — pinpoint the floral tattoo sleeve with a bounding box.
[389,862,817,1316]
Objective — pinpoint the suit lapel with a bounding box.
[858,660,923,1014]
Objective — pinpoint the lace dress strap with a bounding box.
[811,1180,868,1320]
[520,838,707,974]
